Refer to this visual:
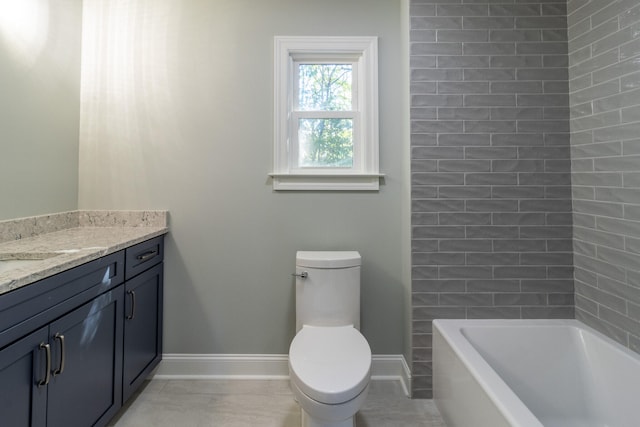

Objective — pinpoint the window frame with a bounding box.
[271,36,381,191]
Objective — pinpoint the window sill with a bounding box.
[268,173,384,191]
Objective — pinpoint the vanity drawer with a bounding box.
[0,251,125,350]
[125,236,164,280]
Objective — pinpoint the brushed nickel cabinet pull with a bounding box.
[126,290,136,320]
[136,250,158,261]
[38,343,51,387]
[53,333,65,376]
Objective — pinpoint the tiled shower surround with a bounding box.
[410,0,640,398]
[410,0,573,398]
[568,2,640,352]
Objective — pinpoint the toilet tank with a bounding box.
[295,251,361,332]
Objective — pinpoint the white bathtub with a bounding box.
[433,319,640,427]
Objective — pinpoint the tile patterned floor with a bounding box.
[108,379,447,427]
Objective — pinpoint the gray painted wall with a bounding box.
[79,0,409,359]
[568,1,640,351]
[410,0,573,398]
[0,0,81,220]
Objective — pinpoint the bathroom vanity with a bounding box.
[0,212,167,427]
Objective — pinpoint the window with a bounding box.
[271,36,381,191]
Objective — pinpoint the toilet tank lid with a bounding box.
[296,251,361,268]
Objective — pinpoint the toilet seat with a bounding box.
[289,325,371,405]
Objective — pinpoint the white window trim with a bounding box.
[271,36,382,191]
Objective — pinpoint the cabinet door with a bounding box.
[123,263,163,402]
[47,287,124,427]
[0,326,48,427]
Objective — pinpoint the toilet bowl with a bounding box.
[290,325,371,427]
[289,251,372,427]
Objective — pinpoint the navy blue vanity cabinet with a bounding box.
[0,235,165,426]
[0,251,125,427]
[122,236,164,403]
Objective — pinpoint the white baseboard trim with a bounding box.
[370,354,412,397]
[155,354,290,379]
[154,353,412,397]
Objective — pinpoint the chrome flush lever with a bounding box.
[292,272,308,279]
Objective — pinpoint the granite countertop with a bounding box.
[0,211,169,296]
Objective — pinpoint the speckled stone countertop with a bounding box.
[0,211,168,296]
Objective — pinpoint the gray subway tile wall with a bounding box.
[568,1,640,353]
[410,0,572,398]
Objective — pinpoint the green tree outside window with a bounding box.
[297,64,354,168]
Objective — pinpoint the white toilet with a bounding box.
[289,251,372,427]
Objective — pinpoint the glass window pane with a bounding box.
[298,118,353,168]
[298,64,352,111]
